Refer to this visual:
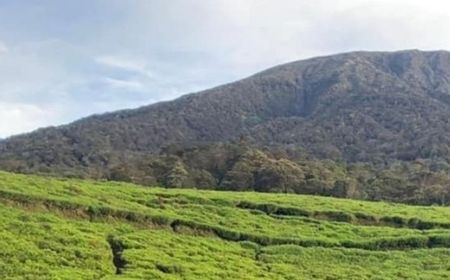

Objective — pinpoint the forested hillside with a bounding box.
[2,50,450,204]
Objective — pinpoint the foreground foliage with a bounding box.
[0,171,449,279]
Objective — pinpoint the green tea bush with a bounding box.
[0,171,449,279]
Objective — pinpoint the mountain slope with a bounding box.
[2,50,450,189]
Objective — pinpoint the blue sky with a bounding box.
[1,0,450,137]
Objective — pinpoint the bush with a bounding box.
[428,235,450,247]
[274,207,311,217]
[317,211,355,223]
[380,216,407,227]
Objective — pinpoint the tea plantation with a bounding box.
[0,171,449,279]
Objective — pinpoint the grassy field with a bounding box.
[0,171,449,279]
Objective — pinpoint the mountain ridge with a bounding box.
[2,49,443,137]
[3,49,450,160]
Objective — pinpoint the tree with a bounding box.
[164,161,190,188]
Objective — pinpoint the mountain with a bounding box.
[4,49,450,161]
[2,50,450,204]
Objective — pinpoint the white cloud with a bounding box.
[0,102,61,138]
[102,77,144,91]
[0,41,7,53]
[95,55,153,77]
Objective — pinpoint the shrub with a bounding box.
[380,216,407,227]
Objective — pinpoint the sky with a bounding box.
[1,0,450,138]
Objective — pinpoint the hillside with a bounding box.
[0,171,449,279]
[2,50,450,203]
[3,50,450,160]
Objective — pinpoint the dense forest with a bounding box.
[1,50,450,205]
[1,141,449,206]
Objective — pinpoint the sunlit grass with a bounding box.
[0,171,449,279]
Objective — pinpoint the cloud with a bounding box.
[95,55,153,77]
[0,41,7,53]
[0,102,61,138]
[102,77,144,91]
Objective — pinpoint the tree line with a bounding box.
[3,142,448,206]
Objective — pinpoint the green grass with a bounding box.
[0,171,449,279]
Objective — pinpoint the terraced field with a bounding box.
[0,171,449,279]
